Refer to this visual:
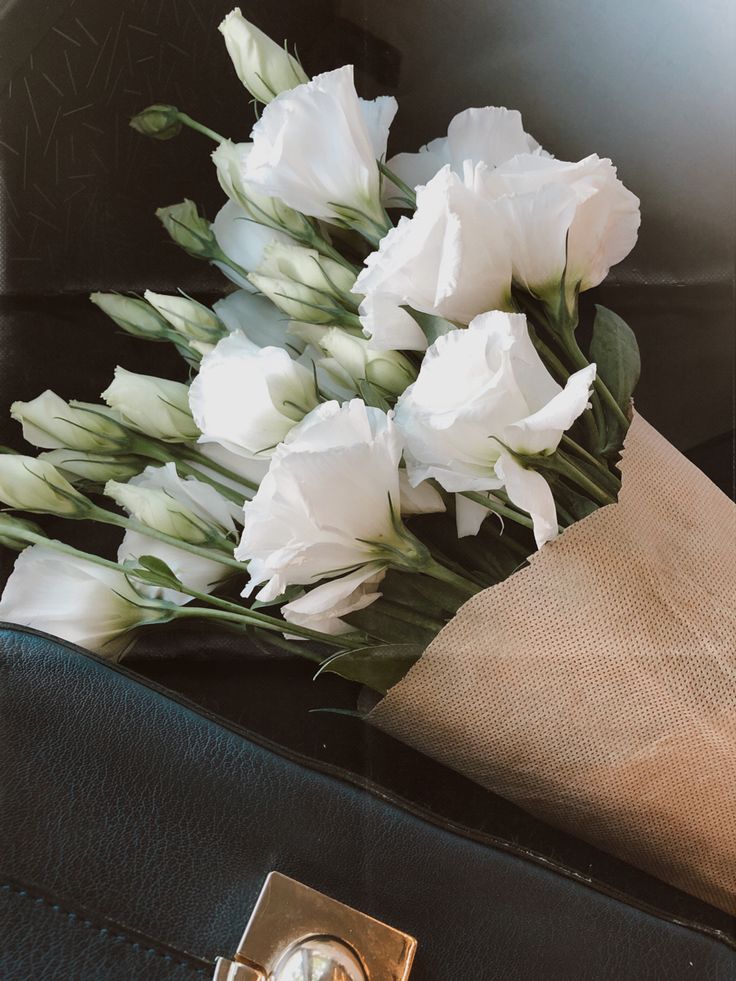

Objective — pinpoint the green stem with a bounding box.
[176,112,226,144]
[172,460,248,506]
[559,435,621,495]
[545,452,616,507]
[461,491,536,531]
[379,599,446,633]
[212,247,253,286]
[421,556,481,599]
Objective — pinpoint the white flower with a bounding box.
[386,106,544,199]
[248,241,356,324]
[394,312,596,547]
[236,399,405,602]
[11,391,128,452]
[101,368,199,443]
[0,545,162,655]
[117,464,241,605]
[357,294,428,352]
[219,8,308,104]
[281,564,386,636]
[244,66,397,232]
[188,331,318,458]
[213,289,297,351]
[105,462,238,545]
[143,290,225,344]
[211,200,293,290]
[211,140,303,234]
[354,166,513,325]
[477,153,640,308]
[0,455,90,515]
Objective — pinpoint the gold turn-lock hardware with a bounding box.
[213,872,417,980]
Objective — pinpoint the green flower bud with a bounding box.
[105,480,218,545]
[248,242,356,324]
[0,513,46,551]
[156,200,218,259]
[129,104,182,140]
[101,367,200,443]
[38,449,148,486]
[0,455,92,516]
[11,391,133,453]
[90,292,170,340]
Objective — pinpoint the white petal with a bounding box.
[213,290,295,351]
[504,363,596,455]
[398,472,446,515]
[446,106,543,171]
[495,452,558,549]
[358,294,428,352]
[455,492,491,538]
[281,563,385,635]
[359,95,398,160]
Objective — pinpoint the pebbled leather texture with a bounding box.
[1,625,735,980]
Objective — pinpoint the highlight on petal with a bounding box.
[281,563,386,635]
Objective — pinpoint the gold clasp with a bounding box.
[213,872,416,980]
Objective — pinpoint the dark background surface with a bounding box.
[0,0,735,943]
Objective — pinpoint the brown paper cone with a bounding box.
[369,414,736,914]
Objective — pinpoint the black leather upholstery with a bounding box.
[2,625,734,979]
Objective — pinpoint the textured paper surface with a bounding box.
[370,415,736,913]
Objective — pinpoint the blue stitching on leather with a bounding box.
[1,883,208,976]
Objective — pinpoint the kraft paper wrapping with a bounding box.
[370,415,736,914]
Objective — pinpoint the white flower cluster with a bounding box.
[0,9,639,666]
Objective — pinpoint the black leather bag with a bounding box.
[2,623,735,980]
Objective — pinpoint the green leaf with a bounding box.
[589,305,640,455]
[128,554,183,590]
[590,305,640,413]
[406,308,456,346]
[315,643,425,693]
[357,379,391,411]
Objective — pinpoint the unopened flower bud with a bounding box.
[90,292,170,340]
[102,367,200,443]
[11,391,131,452]
[320,327,416,396]
[219,9,308,105]
[156,200,218,259]
[0,513,46,551]
[105,480,218,544]
[211,140,304,235]
[143,290,226,343]
[38,449,147,485]
[248,242,356,324]
[0,455,92,516]
[129,104,182,140]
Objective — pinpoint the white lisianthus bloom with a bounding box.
[0,455,90,515]
[358,294,428,353]
[236,399,406,603]
[394,312,596,548]
[188,331,319,458]
[117,463,241,605]
[11,391,128,452]
[354,166,513,325]
[143,290,226,344]
[219,8,308,104]
[213,289,298,353]
[478,153,640,309]
[244,66,397,234]
[101,368,200,443]
[386,106,545,199]
[248,241,356,324]
[0,545,164,656]
[211,140,304,235]
[211,200,293,290]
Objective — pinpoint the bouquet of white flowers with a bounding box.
[1,8,733,916]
